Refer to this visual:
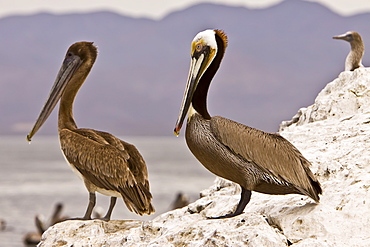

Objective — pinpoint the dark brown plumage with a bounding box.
[27,42,154,220]
[174,29,322,218]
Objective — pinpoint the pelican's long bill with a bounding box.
[26,54,82,142]
[174,31,217,136]
[173,57,202,136]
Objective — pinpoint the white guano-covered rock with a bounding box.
[39,68,370,246]
[280,68,370,130]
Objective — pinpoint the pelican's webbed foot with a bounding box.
[207,211,243,219]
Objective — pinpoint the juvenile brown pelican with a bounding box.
[27,42,154,220]
[333,31,365,71]
[174,30,322,218]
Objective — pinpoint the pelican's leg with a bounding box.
[233,187,251,215]
[101,197,117,221]
[209,187,251,219]
[82,192,96,220]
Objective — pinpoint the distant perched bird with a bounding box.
[171,192,190,209]
[333,31,365,71]
[27,42,154,221]
[0,219,6,231]
[174,29,322,219]
[24,203,68,245]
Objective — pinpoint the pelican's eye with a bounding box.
[63,52,76,65]
[195,43,203,52]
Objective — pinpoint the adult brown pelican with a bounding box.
[333,31,365,71]
[27,42,154,221]
[174,29,322,218]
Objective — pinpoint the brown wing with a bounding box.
[210,116,321,201]
[59,128,154,215]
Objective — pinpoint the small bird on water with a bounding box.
[27,42,154,221]
[174,29,322,219]
[333,31,365,71]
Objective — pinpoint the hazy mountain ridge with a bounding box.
[1,0,370,136]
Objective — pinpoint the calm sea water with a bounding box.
[0,136,216,247]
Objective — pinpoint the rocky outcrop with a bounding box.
[39,68,370,246]
[280,68,370,130]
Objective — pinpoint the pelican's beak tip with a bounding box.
[174,129,180,137]
[26,134,32,143]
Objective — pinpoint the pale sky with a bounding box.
[0,0,370,19]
